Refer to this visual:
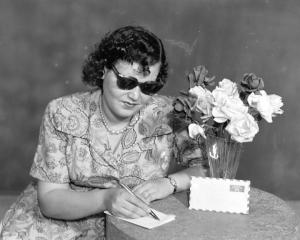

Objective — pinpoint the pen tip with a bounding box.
[150,211,160,220]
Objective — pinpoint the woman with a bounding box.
[0,26,206,239]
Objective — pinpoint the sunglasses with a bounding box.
[111,65,164,95]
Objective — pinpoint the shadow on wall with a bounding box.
[0,0,300,199]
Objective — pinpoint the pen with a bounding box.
[118,182,160,220]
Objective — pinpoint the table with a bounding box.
[106,188,300,240]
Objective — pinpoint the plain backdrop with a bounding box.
[0,0,300,200]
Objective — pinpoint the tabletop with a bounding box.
[106,188,300,240]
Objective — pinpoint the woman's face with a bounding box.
[101,60,161,123]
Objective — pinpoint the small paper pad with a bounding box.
[189,177,250,214]
[105,209,175,229]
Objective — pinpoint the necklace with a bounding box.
[99,97,140,135]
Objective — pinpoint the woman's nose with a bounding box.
[127,86,141,101]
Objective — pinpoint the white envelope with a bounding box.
[189,177,250,214]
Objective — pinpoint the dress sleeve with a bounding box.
[30,101,70,183]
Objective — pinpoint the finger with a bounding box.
[126,192,149,210]
[133,183,152,197]
[121,208,145,219]
[111,192,147,218]
[110,189,146,217]
[132,182,147,192]
[133,183,159,203]
[137,190,152,204]
[120,198,149,218]
[115,206,143,219]
[131,188,148,203]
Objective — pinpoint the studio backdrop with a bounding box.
[0,0,299,200]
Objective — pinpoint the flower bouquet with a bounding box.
[171,65,283,178]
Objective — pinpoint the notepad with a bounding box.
[105,209,176,229]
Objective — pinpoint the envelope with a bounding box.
[189,177,250,214]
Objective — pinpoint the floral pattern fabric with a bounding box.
[0,90,205,239]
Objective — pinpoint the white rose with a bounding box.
[188,123,206,139]
[212,94,248,123]
[247,90,283,123]
[213,78,239,98]
[189,86,214,116]
[189,86,206,98]
[269,94,284,115]
[225,113,259,143]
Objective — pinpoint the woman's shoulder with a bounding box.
[138,94,175,137]
[47,90,97,109]
[46,90,100,137]
[146,94,174,111]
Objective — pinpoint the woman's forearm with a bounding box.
[37,166,206,220]
[132,165,207,203]
[168,165,207,192]
[38,187,111,220]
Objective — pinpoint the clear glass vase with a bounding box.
[205,135,243,179]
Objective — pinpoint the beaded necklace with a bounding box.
[99,96,140,135]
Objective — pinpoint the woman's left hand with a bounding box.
[132,178,174,204]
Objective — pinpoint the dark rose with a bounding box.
[240,73,264,93]
[173,96,197,122]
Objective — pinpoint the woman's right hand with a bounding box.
[104,188,149,219]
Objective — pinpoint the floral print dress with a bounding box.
[0,90,205,240]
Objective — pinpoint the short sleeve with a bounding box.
[30,101,70,183]
[173,129,208,169]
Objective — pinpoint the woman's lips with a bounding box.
[123,101,139,108]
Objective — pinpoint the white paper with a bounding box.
[105,209,175,229]
[189,177,250,214]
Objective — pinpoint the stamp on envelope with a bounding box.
[230,184,245,192]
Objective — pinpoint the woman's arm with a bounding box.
[37,180,150,220]
[133,165,206,204]
[34,101,150,220]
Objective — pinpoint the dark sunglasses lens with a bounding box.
[117,76,138,90]
[140,82,164,95]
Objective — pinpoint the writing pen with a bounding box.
[118,182,160,220]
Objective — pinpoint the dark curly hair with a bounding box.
[82,25,168,89]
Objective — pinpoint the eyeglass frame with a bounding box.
[110,65,164,95]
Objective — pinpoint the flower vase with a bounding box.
[205,135,243,179]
